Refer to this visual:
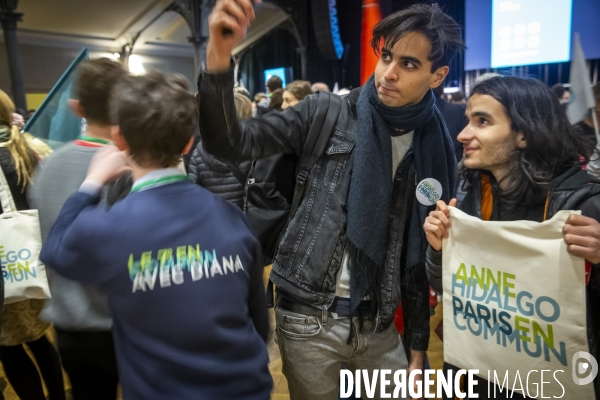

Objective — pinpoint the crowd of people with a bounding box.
[0,0,599,399]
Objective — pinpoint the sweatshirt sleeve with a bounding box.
[248,243,269,342]
[39,191,108,285]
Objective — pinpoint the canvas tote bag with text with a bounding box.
[0,166,51,304]
[443,207,595,399]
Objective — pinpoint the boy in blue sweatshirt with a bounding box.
[40,72,272,400]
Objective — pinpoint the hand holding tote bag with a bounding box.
[0,166,51,304]
[443,207,594,399]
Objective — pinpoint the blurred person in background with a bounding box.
[233,86,251,100]
[433,84,467,161]
[267,88,284,113]
[252,92,267,116]
[256,75,283,114]
[281,80,313,110]
[552,82,571,104]
[188,92,253,209]
[450,90,465,104]
[30,58,129,400]
[311,82,330,93]
[0,89,66,400]
[575,83,600,149]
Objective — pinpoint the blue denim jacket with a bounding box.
[198,65,431,350]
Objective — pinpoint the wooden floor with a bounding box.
[0,267,445,400]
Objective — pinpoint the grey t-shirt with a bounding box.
[334,132,414,298]
[30,142,113,331]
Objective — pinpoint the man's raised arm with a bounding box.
[197,0,311,161]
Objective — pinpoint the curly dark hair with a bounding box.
[463,76,593,205]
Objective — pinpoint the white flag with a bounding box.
[567,33,596,124]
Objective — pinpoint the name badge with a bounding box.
[416,178,442,206]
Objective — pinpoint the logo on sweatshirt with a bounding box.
[127,245,245,293]
[0,246,38,283]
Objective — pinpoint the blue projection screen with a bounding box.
[264,68,287,89]
[466,0,600,70]
[491,0,572,68]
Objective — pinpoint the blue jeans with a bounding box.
[275,306,409,400]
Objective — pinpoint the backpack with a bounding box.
[226,91,343,264]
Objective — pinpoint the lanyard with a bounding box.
[76,136,111,147]
[130,175,188,193]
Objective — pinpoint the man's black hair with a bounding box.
[464,76,593,206]
[266,76,283,92]
[371,3,466,72]
[551,83,567,99]
[451,91,464,102]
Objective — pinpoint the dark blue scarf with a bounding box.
[346,75,457,313]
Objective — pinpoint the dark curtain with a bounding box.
[335,0,363,90]
[238,0,365,95]
[304,0,340,90]
[237,28,302,97]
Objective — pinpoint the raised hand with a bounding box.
[423,198,457,251]
[207,0,261,71]
[85,147,131,186]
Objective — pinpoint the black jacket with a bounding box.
[426,167,600,398]
[188,138,251,209]
[435,97,466,161]
[198,65,434,349]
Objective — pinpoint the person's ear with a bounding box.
[516,132,527,149]
[68,99,85,118]
[430,66,449,90]
[111,126,128,152]
[182,135,195,155]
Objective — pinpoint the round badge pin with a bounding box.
[415,178,443,206]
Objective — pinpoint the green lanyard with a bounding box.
[130,175,189,193]
[78,136,111,145]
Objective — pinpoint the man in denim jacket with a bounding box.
[198,1,464,398]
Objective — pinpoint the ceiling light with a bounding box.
[128,55,146,75]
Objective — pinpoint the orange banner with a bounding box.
[360,0,382,85]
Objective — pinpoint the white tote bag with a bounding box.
[443,207,595,399]
[0,166,51,304]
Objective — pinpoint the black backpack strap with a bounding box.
[288,91,343,219]
[223,158,248,186]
